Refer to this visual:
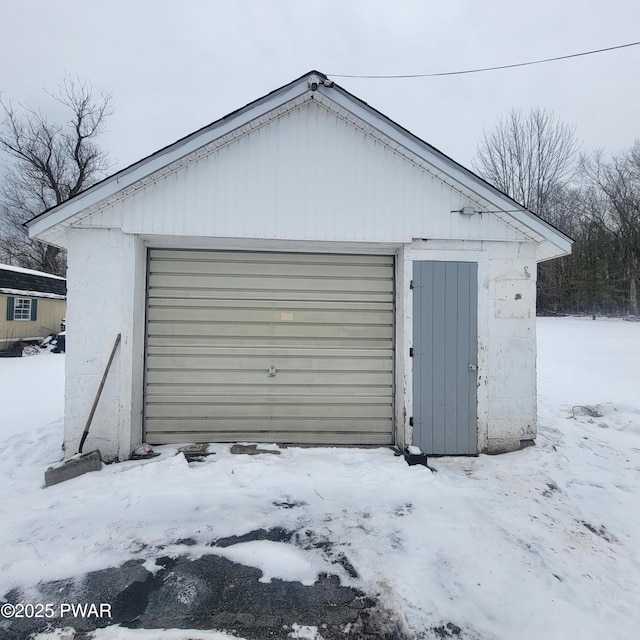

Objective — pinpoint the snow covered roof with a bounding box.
[27,70,572,262]
[0,264,66,298]
[0,264,65,280]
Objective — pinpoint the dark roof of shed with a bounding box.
[0,265,67,297]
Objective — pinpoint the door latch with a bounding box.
[468,364,477,371]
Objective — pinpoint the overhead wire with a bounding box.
[328,40,640,79]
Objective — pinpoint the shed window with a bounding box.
[6,297,37,321]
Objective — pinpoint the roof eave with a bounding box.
[29,70,572,260]
[323,82,573,256]
[28,71,324,240]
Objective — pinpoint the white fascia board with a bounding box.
[28,79,313,239]
[323,85,573,256]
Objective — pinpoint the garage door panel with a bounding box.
[149,287,393,303]
[147,369,393,386]
[147,384,389,397]
[146,354,393,372]
[147,335,391,348]
[148,306,394,326]
[148,274,393,294]
[146,431,393,446]
[146,401,393,419]
[147,383,391,396]
[146,394,392,406]
[146,418,392,432]
[145,250,394,445]
[150,298,393,312]
[148,321,393,341]
[147,346,390,358]
[150,259,393,280]
[150,250,391,266]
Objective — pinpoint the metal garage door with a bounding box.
[144,250,394,445]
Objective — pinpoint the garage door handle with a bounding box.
[468,364,477,371]
[268,366,277,377]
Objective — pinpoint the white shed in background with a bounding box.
[28,71,571,461]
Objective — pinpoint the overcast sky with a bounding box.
[1,0,639,174]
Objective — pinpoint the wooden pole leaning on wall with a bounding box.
[78,333,122,454]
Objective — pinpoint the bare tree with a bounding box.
[474,107,585,315]
[0,76,113,275]
[474,107,579,219]
[581,143,640,315]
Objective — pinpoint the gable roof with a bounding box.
[27,70,572,262]
[0,264,67,298]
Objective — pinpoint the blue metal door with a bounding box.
[412,261,478,455]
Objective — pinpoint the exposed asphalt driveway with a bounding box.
[2,527,406,640]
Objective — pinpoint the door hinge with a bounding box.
[409,280,414,290]
[409,347,414,357]
[409,417,414,426]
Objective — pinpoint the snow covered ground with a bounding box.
[1,317,639,639]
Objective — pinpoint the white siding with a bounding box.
[402,239,538,454]
[60,231,539,459]
[63,228,146,461]
[0,296,66,341]
[83,101,528,245]
[54,84,549,460]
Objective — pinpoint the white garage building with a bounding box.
[28,71,571,461]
